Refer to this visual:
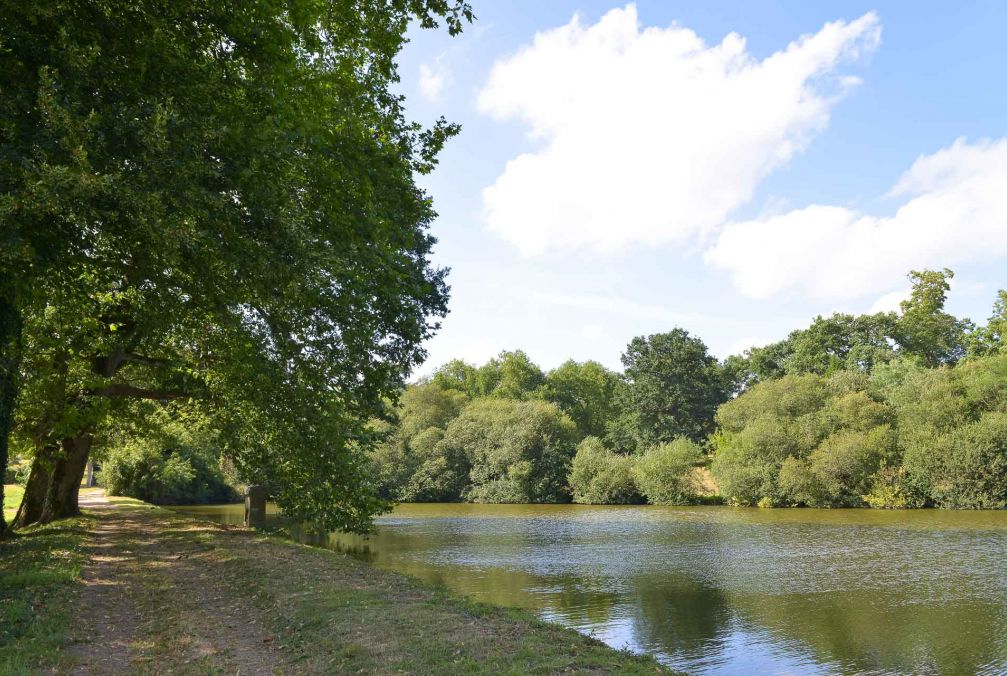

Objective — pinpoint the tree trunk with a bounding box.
[12,445,53,528]
[0,281,21,538]
[39,435,92,523]
[12,435,91,527]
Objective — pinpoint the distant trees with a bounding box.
[569,437,640,505]
[374,268,1006,511]
[446,399,578,503]
[542,361,625,439]
[373,348,711,506]
[608,330,731,451]
[632,439,704,506]
[730,269,973,388]
[967,290,1007,357]
[891,354,1007,508]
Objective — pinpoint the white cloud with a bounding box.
[868,289,909,314]
[478,5,881,255]
[580,323,607,340]
[705,137,1007,300]
[722,336,776,358]
[419,62,446,102]
[531,291,716,326]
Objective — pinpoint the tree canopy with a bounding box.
[1,0,472,532]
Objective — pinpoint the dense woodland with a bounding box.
[370,268,1007,509]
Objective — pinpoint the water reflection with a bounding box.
[173,503,1007,674]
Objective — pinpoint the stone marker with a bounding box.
[244,485,268,528]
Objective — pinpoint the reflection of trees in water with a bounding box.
[730,592,1007,674]
[537,576,620,628]
[627,572,732,657]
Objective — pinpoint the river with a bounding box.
[172,502,1007,675]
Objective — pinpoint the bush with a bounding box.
[712,372,895,507]
[101,416,238,505]
[777,457,828,507]
[902,412,1007,509]
[569,437,641,504]
[633,438,703,505]
[438,398,578,504]
[863,465,922,509]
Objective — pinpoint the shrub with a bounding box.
[712,372,895,507]
[809,426,894,506]
[436,398,578,503]
[633,438,703,505]
[101,414,238,505]
[902,412,1007,509]
[569,437,641,504]
[103,442,237,505]
[863,465,922,509]
[777,457,828,506]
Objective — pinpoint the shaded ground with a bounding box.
[3,491,668,675]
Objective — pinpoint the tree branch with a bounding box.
[92,384,191,401]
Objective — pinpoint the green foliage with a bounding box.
[966,289,1007,357]
[611,329,730,450]
[102,411,237,505]
[374,273,1007,511]
[568,437,641,504]
[895,269,973,366]
[632,439,704,506]
[904,413,1007,509]
[436,399,578,504]
[788,313,899,376]
[370,381,470,502]
[2,0,475,531]
[712,373,894,506]
[541,360,625,439]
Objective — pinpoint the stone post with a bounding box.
[244,485,268,528]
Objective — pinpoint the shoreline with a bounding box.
[0,489,671,674]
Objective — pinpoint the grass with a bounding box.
[4,483,24,523]
[0,513,92,674]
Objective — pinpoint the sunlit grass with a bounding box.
[0,515,91,674]
[4,483,23,523]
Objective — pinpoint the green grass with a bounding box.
[0,514,91,675]
[4,483,24,523]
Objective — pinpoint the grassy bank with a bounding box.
[0,512,92,673]
[0,491,669,674]
[4,483,24,522]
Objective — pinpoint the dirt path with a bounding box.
[57,491,667,675]
[67,491,288,675]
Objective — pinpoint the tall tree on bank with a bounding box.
[608,329,730,450]
[1,0,471,531]
[895,269,972,366]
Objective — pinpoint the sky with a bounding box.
[394,1,1007,375]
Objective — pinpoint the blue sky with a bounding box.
[395,1,1007,374]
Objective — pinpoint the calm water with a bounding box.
[173,502,1007,675]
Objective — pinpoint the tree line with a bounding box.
[374,269,1007,509]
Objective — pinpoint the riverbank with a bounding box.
[0,490,668,674]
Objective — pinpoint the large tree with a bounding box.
[1,0,471,532]
[609,329,730,450]
[895,269,973,367]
